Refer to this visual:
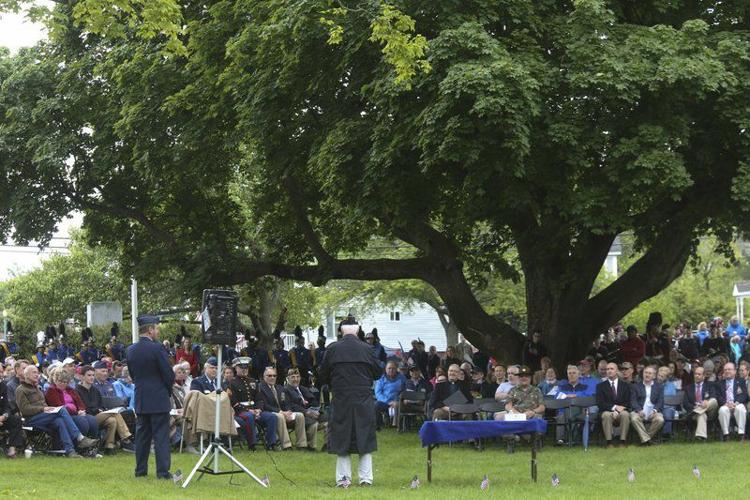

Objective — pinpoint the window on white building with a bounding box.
[390,311,401,321]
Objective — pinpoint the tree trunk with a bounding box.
[428,265,525,363]
[435,308,460,347]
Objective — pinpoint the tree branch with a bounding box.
[584,225,693,330]
[74,196,178,248]
[219,256,433,287]
[283,176,334,265]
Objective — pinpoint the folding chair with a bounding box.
[662,393,685,442]
[448,403,481,448]
[397,391,427,432]
[567,396,596,447]
[543,398,571,445]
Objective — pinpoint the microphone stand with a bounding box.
[182,345,267,488]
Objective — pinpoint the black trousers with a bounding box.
[134,413,171,478]
[1,414,24,448]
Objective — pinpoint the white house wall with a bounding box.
[355,304,447,351]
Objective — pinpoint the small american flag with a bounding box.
[261,474,270,487]
[172,469,183,485]
[627,468,636,483]
[480,474,489,490]
[338,476,352,489]
[692,465,701,480]
[551,473,560,487]
[410,476,420,489]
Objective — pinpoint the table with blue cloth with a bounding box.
[419,419,548,482]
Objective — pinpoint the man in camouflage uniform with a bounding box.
[494,365,546,420]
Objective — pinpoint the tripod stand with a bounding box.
[182,346,268,489]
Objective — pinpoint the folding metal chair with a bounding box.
[397,391,427,432]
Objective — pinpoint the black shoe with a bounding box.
[120,440,136,453]
[103,447,117,456]
[639,440,652,447]
[135,472,147,478]
[157,473,173,480]
[721,434,729,442]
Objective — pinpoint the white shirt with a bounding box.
[609,378,619,411]
[495,381,516,398]
[643,382,654,419]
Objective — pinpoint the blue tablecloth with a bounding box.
[419,420,547,446]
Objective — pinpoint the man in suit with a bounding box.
[429,364,473,420]
[227,357,278,451]
[630,366,664,445]
[596,362,632,447]
[683,366,718,441]
[717,361,748,441]
[257,366,307,449]
[190,357,219,393]
[283,367,319,450]
[126,315,175,479]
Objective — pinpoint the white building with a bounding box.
[322,305,448,351]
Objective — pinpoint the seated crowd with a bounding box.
[0,325,330,458]
[3,314,750,458]
[383,316,750,449]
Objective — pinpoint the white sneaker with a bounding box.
[184,445,201,455]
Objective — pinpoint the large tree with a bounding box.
[3,1,750,366]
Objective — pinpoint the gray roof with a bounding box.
[608,235,623,256]
[734,281,750,296]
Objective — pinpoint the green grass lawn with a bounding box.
[0,430,741,499]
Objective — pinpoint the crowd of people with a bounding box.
[0,321,339,459]
[383,316,750,448]
[2,313,750,462]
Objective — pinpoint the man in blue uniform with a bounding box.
[1,331,19,361]
[190,357,219,393]
[291,335,313,387]
[127,315,175,479]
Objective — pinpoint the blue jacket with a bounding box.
[113,380,135,410]
[726,324,747,339]
[126,336,175,414]
[190,374,219,393]
[374,373,406,404]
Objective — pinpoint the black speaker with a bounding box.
[201,289,238,345]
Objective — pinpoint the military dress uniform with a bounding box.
[126,315,175,479]
[291,345,313,386]
[1,338,18,362]
[228,361,278,450]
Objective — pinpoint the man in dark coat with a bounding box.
[318,317,381,487]
[273,339,291,375]
[126,315,175,479]
[596,362,633,447]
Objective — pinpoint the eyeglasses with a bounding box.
[508,372,519,376]
[266,374,277,377]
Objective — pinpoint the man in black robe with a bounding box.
[318,317,381,487]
